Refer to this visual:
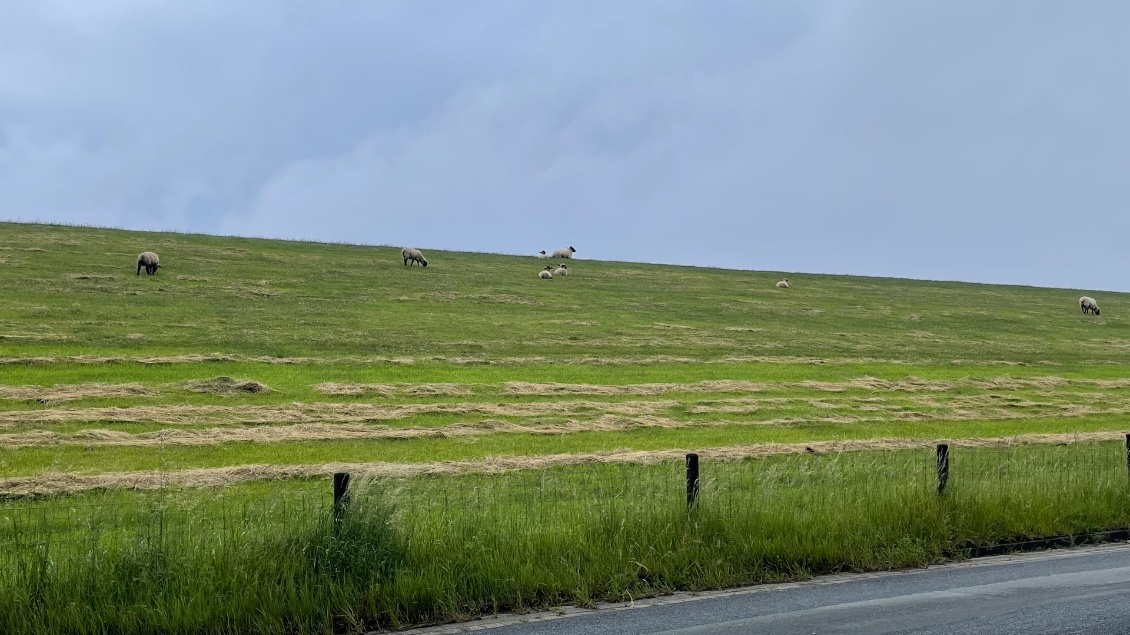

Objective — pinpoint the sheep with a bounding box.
[554,264,569,277]
[539,266,554,279]
[551,246,576,259]
[1080,296,1100,315]
[538,250,549,259]
[402,248,428,267]
[776,278,789,289]
[136,252,160,276]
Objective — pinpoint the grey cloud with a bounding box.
[2,1,1128,290]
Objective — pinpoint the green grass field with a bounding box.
[1,221,1130,633]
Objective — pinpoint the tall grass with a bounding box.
[1,442,1129,634]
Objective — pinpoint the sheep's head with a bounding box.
[569,246,576,252]
[1095,308,1101,315]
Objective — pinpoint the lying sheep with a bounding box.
[1080,296,1100,315]
[554,264,569,277]
[402,248,428,267]
[551,246,576,259]
[538,250,549,259]
[136,252,161,276]
[776,278,789,289]
[539,266,554,279]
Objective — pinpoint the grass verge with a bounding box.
[1,441,1128,634]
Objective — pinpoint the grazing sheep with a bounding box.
[136,252,161,276]
[551,246,576,259]
[554,264,569,277]
[402,248,428,267]
[539,266,554,279]
[1080,296,1100,315]
[776,278,789,289]
[538,250,548,259]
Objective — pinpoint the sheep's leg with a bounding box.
[136,263,141,276]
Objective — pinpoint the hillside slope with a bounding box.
[0,222,1125,365]
[1,222,1129,495]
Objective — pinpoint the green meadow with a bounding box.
[1,221,1129,633]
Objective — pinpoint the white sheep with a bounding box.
[539,266,554,279]
[776,278,789,289]
[401,248,428,267]
[1080,296,1100,315]
[136,252,161,276]
[551,246,576,259]
[538,250,548,259]
[554,264,569,277]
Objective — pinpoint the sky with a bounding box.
[2,1,1128,291]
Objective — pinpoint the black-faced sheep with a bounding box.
[554,264,569,277]
[539,266,554,279]
[1080,296,1100,315]
[551,246,576,259]
[538,250,548,259]
[136,252,160,276]
[776,278,789,289]
[402,248,428,267]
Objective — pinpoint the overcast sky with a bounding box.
[2,1,1128,290]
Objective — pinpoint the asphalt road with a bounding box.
[403,544,1130,635]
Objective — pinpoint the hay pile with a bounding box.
[184,377,271,395]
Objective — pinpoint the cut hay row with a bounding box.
[503,380,766,395]
[0,377,269,403]
[0,353,1028,366]
[6,389,1130,430]
[2,431,1124,498]
[501,376,1130,395]
[6,400,1130,449]
[4,375,1125,405]
[0,399,682,427]
[0,416,686,447]
[0,383,155,403]
[312,382,472,397]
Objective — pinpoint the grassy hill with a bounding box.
[1,222,1126,364]
[1,221,1130,492]
[4,222,1130,634]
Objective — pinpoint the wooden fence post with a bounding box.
[936,444,949,495]
[333,472,351,524]
[1124,434,1130,483]
[686,453,700,509]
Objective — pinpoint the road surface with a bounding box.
[400,543,1130,635]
